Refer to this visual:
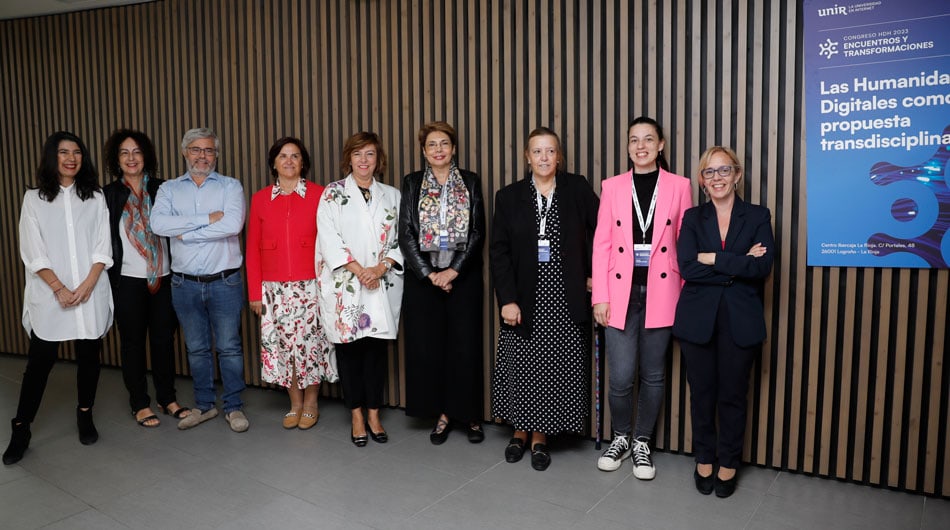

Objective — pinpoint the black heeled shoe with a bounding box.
[368,425,388,444]
[694,467,715,495]
[77,407,98,445]
[351,429,368,447]
[3,420,31,465]
[715,472,738,498]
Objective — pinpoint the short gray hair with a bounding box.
[180,127,220,153]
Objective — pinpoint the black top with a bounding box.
[632,169,659,285]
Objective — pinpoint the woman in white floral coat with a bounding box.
[316,131,404,447]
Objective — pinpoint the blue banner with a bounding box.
[804,0,950,268]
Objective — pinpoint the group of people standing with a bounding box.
[2,119,773,499]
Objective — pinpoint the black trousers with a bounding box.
[15,333,101,423]
[113,275,179,412]
[680,297,759,469]
[402,265,484,421]
[335,337,388,410]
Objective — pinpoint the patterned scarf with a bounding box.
[418,162,470,252]
[122,175,163,293]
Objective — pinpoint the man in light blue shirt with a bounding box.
[151,127,249,432]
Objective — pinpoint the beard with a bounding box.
[187,159,216,178]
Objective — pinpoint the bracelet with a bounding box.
[54,286,64,294]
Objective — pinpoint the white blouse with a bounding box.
[19,185,114,341]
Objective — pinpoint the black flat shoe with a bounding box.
[530,443,551,471]
[467,422,484,444]
[694,468,715,495]
[430,418,451,445]
[715,473,738,498]
[351,430,368,447]
[77,407,98,445]
[3,420,31,465]
[505,437,526,463]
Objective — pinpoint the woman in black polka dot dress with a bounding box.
[489,127,599,470]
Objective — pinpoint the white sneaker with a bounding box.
[597,433,631,471]
[631,437,655,480]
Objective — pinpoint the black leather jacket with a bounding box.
[398,169,485,280]
[102,176,167,288]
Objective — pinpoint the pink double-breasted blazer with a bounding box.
[591,169,693,330]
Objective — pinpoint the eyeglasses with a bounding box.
[425,140,452,151]
[187,147,217,157]
[701,165,739,179]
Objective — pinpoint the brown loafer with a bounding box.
[283,409,301,429]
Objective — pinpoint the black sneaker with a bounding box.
[596,433,631,471]
[631,436,655,480]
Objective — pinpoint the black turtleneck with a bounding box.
[632,168,659,285]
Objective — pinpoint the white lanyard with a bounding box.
[535,183,555,237]
[631,178,658,238]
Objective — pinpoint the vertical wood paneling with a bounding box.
[0,0,947,497]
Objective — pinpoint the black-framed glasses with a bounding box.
[701,165,739,178]
[187,147,217,157]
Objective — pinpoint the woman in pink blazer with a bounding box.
[591,117,692,479]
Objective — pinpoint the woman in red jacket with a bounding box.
[247,137,337,429]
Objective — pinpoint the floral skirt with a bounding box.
[260,279,338,388]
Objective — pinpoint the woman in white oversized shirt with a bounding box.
[3,132,113,466]
[316,131,404,447]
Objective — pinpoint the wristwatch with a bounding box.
[382,260,393,271]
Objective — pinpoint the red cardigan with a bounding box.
[246,181,324,302]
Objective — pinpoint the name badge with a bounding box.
[634,244,652,267]
[439,229,449,250]
[538,239,551,262]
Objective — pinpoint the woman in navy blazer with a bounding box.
[673,146,774,498]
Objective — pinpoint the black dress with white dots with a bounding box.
[491,187,591,435]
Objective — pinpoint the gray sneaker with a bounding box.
[177,407,218,430]
[225,410,249,433]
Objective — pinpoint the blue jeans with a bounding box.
[605,285,671,439]
[170,271,246,413]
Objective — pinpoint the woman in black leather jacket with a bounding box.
[398,121,486,445]
[102,129,188,428]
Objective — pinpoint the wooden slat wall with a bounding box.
[0,0,947,497]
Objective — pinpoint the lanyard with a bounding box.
[439,180,449,228]
[631,178,658,238]
[535,181,555,237]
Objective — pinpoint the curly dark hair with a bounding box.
[35,131,99,202]
[102,129,159,180]
[628,116,670,172]
[339,131,387,178]
[267,137,312,181]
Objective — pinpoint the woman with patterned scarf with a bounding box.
[399,121,486,445]
[103,129,189,428]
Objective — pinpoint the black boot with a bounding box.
[77,407,98,445]
[3,419,31,465]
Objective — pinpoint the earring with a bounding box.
[702,186,709,197]
[734,182,739,191]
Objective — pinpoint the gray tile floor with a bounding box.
[1,354,947,529]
